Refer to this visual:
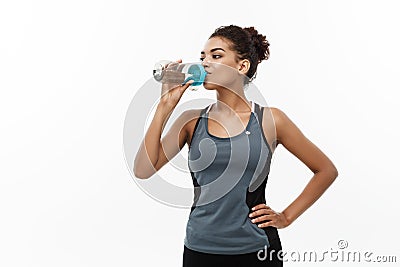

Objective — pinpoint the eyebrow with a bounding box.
[201,48,226,54]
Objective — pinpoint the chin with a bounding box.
[203,82,217,90]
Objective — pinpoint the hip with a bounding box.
[183,235,283,267]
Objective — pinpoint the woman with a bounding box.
[134,25,338,267]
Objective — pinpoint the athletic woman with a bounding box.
[134,25,338,267]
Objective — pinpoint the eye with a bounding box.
[212,55,222,59]
[200,57,205,61]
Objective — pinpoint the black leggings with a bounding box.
[182,238,283,267]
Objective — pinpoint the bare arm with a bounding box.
[133,104,186,179]
[133,66,194,179]
[249,107,338,228]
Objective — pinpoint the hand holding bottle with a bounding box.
[159,59,194,113]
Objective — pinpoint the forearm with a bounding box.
[133,104,172,178]
[282,169,338,225]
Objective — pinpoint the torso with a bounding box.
[183,100,279,254]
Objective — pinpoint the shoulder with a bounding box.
[259,105,288,126]
[268,107,288,125]
[260,106,294,140]
[180,106,207,121]
[266,106,306,146]
[177,106,208,131]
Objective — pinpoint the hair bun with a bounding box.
[244,27,270,62]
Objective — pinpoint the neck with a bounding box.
[213,89,252,114]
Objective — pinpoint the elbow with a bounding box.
[331,163,339,178]
[133,170,151,180]
[315,165,339,181]
[133,154,152,179]
[333,167,339,179]
[327,165,339,182]
[133,162,153,180]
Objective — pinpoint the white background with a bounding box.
[1,0,399,266]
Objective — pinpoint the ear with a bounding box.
[238,59,250,76]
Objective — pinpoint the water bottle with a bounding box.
[153,60,207,91]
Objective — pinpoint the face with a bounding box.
[200,37,249,90]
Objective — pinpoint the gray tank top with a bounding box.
[184,101,278,254]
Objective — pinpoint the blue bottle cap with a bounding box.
[183,64,207,86]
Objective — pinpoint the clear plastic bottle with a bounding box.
[152,60,207,91]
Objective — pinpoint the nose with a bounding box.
[201,57,209,68]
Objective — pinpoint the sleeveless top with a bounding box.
[184,101,279,255]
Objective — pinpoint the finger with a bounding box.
[249,208,273,218]
[166,63,178,70]
[251,203,265,210]
[179,79,194,93]
[251,203,270,211]
[250,215,274,224]
[175,59,183,63]
[257,221,275,228]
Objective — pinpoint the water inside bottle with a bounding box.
[153,61,207,91]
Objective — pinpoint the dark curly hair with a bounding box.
[209,25,270,82]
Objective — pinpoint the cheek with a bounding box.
[204,62,242,88]
[220,58,239,69]
[211,62,237,76]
